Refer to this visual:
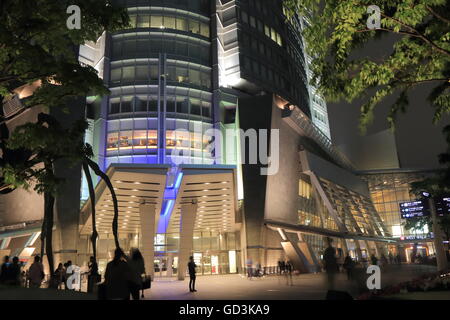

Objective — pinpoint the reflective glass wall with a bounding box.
[104,3,215,168]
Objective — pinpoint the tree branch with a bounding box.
[381,13,450,57]
[426,5,450,25]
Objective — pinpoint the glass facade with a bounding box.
[364,172,431,238]
[104,4,215,167]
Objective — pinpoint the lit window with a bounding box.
[392,225,402,237]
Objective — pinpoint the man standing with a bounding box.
[0,256,10,284]
[323,238,339,290]
[188,256,197,292]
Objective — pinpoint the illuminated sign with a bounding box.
[399,200,430,219]
[435,197,450,216]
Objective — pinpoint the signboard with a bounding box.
[435,197,450,216]
[400,197,450,219]
[399,200,430,219]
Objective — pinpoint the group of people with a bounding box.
[0,256,22,286]
[102,248,147,300]
[0,255,45,288]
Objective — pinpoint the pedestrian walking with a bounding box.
[54,263,65,289]
[127,248,146,300]
[323,238,339,290]
[285,261,294,286]
[188,256,197,292]
[28,256,44,288]
[370,254,378,266]
[343,255,355,281]
[5,256,22,286]
[0,256,10,284]
[246,258,253,279]
[87,256,100,294]
[104,248,132,300]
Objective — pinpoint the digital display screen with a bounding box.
[436,197,450,216]
[399,200,430,219]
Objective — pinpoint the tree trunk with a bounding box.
[40,219,46,261]
[83,161,98,260]
[44,191,55,280]
[43,160,56,283]
[85,158,121,250]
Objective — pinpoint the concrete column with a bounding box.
[375,242,387,258]
[139,203,158,279]
[340,238,349,256]
[166,253,173,277]
[364,241,374,257]
[354,239,363,262]
[178,202,198,280]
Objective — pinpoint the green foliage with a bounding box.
[0,0,129,112]
[1,113,93,195]
[283,0,450,131]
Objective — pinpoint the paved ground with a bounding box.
[0,264,443,300]
[143,264,439,300]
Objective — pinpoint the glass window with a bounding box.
[133,130,147,148]
[202,103,211,118]
[111,68,121,83]
[135,97,147,112]
[110,101,120,114]
[264,25,270,37]
[178,98,189,114]
[257,19,264,32]
[200,22,210,38]
[176,40,188,56]
[191,99,201,116]
[129,14,137,29]
[122,66,135,81]
[135,65,148,81]
[166,98,176,112]
[137,14,150,28]
[189,19,200,34]
[151,15,163,28]
[148,130,157,147]
[176,17,187,31]
[149,99,158,112]
[241,11,248,24]
[200,70,211,89]
[107,132,119,150]
[249,16,256,28]
[164,16,176,29]
[119,131,132,148]
[176,66,189,83]
[166,66,176,82]
[189,69,201,86]
[271,28,277,42]
[150,65,159,80]
[276,33,283,46]
[121,97,133,113]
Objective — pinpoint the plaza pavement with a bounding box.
[143,264,439,300]
[0,264,445,300]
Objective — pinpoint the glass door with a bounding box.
[211,255,219,274]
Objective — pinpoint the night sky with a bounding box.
[327,34,450,171]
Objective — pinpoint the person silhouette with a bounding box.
[188,256,197,292]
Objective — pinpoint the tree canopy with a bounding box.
[0,0,129,193]
[0,0,129,117]
[283,0,450,130]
